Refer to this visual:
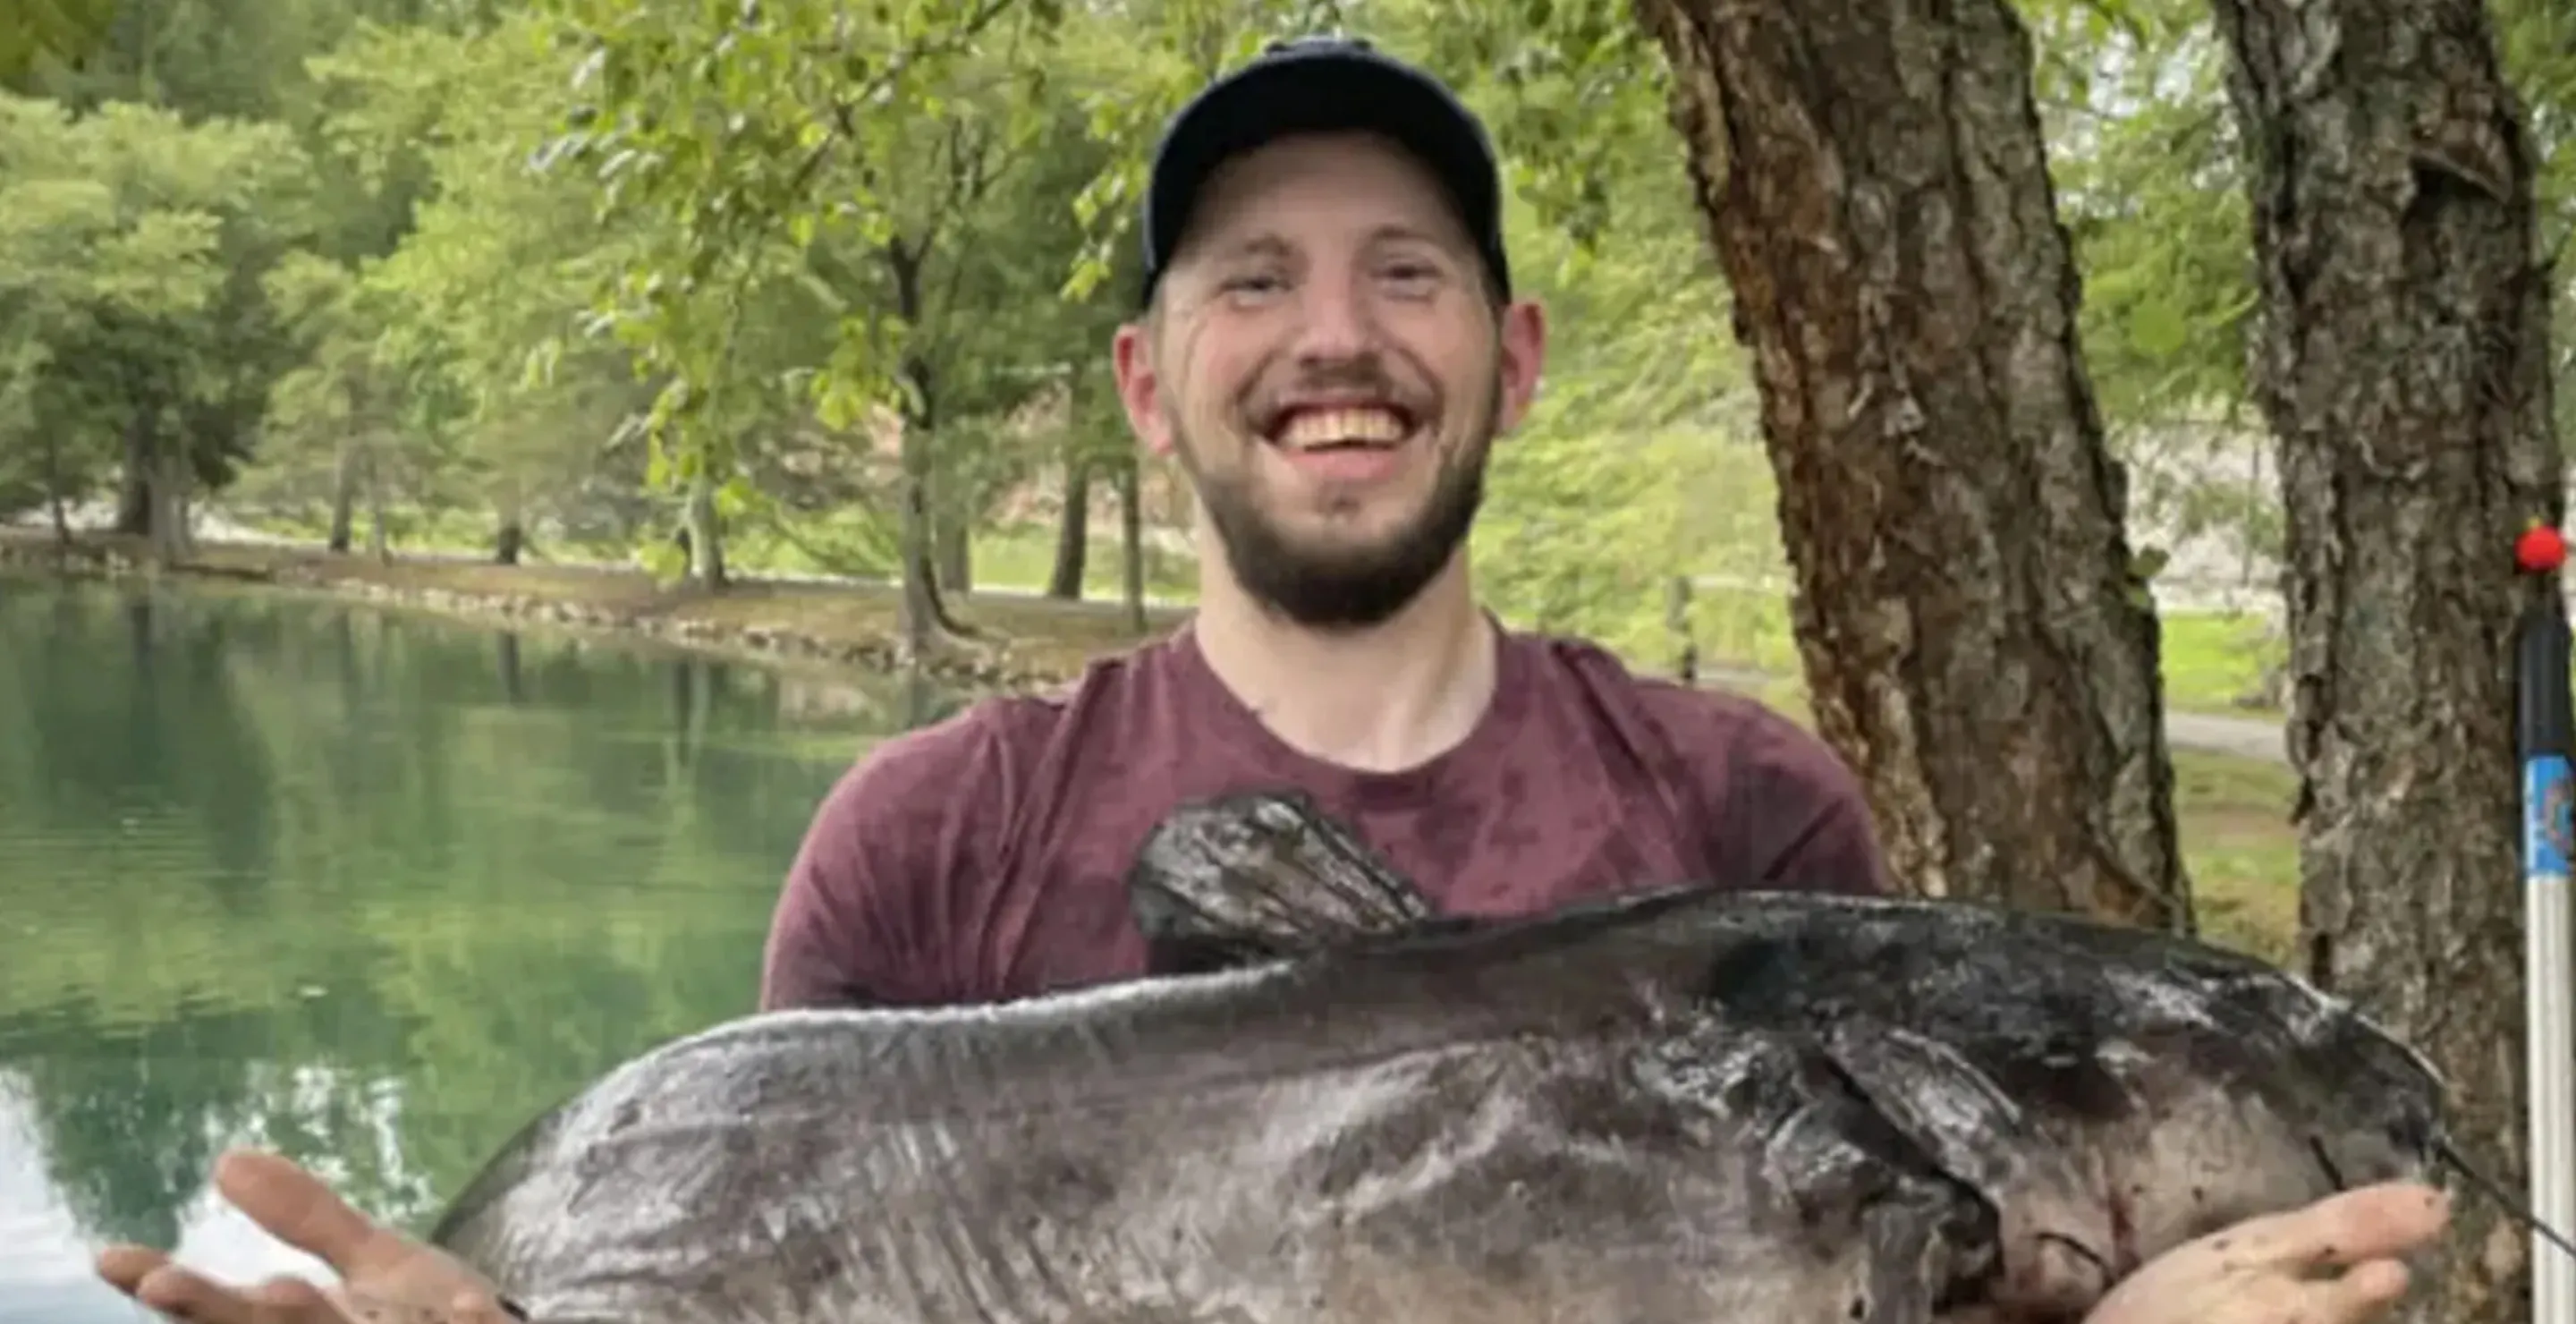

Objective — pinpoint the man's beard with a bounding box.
[1175,424,1490,632]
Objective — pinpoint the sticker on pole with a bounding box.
[2529,753,2574,878]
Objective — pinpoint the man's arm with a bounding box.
[758,713,1014,1011]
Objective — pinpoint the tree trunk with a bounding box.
[683,468,725,587]
[115,410,149,538]
[894,423,974,644]
[1634,0,2189,929]
[2211,4,2557,1320]
[366,450,391,565]
[42,429,69,547]
[493,480,526,565]
[148,429,189,564]
[886,234,970,647]
[1048,455,1091,600]
[327,443,356,554]
[897,442,942,664]
[934,488,972,596]
[1665,573,1698,684]
[1117,454,1147,636]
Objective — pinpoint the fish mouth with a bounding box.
[2029,1227,2121,1302]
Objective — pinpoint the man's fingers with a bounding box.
[247,1277,340,1314]
[129,1261,269,1324]
[96,1243,174,1295]
[138,1269,355,1324]
[2336,1259,2412,1306]
[212,1149,390,1275]
[450,1288,524,1324]
[2295,1257,2413,1322]
[2224,1182,2452,1271]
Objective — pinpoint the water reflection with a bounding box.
[0,573,942,1320]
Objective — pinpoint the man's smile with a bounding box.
[1270,403,1412,451]
[1254,401,1425,487]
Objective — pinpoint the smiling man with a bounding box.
[92,35,2453,1324]
[752,33,1891,1012]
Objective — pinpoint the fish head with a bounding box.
[1679,895,2449,1319]
[2055,958,2448,1266]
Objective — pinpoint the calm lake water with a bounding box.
[0,572,952,1322]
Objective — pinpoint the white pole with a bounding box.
[2524,863,2572,1319]
[2515,533,2575,1321]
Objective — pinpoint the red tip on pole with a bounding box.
[2520,524,2568,574]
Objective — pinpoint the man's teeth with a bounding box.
[1277,407,1408,450]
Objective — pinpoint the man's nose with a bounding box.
[1288,273,1379,365]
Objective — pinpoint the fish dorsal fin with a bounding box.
[1127,790,1438,975]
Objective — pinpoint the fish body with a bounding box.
[425,793,2449,1324]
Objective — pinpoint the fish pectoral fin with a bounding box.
[1127,791,1437,975]
[1821,1020,2122,1318]
[1852,1189,1986,1324]
[1817,1020,2039,1195]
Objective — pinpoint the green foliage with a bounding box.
[0,92,314,521]
[1,0,2572,670]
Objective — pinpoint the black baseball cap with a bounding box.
[1135,34,1513,310]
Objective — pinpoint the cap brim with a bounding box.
[1143,49,1503,302]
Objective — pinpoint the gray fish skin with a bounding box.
[1127,792,2451,1320]
[427,891,1998,1324]
[422,791,2448,1324]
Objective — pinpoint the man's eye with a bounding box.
[1223,273,1285,294]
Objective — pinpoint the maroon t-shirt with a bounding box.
[758,625,1889,1010]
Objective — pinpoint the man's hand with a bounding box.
[93,1149,519,1324]
[2089,1182,2453,1324]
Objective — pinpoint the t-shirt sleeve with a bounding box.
[1660,691,1894,896]
[757,714,1012,1011]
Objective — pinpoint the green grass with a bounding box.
[1679,582,2286,721]
[2173,751,2301,964]
[2157,610,2284,714]
[1722,675,2299,963]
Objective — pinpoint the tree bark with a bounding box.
[114,409,149,538]
[1116,454,1147,636]
[148,427,191,564]
[2211,3,2558,1320]
[1048,455,1090,600]
[886,235,970,649]
[934,488,972,596]
[493,480,524,565]
[327,443,356,554]
[42,430,69,547]
[682,468,725,587]
[897,447,941,664]
[365,449,390,566]
[1633,0,2188,928]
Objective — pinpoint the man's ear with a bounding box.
[1492,298,1548,434]
[1113,318,1175,458]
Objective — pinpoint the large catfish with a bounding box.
[427,792,2470,1323]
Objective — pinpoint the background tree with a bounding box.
[2211,2,2560,1320]
[1631,0,2191,928]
